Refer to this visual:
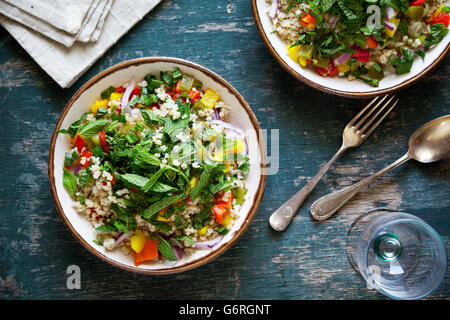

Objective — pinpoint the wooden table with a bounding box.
[0,0,448,300]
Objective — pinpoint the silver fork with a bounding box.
[269,94,399,231]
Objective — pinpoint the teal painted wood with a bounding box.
[0,0,449,299]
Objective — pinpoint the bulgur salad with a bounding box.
[267,0,450,86]
[58,68,250,267]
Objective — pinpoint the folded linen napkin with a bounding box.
[0,0,161,88]
[90,0,113,42]
[3,0,93,34]
[0,0,111,47]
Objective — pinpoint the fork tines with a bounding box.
[349,94,399,136]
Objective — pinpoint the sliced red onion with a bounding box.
[409,21,423,38]
[269,0,278,19]
[213,108,220,120]
[194,236,224,249]
[207,119,245,136]
[169,238,183,248]
[329,15,339,29]
[173,246,183,260]
[385,21,396,31]
[385,6,396,21]
[73,164,82,175]
[121,79,135,113]
[334,53,352,66]
[113,232,130,248]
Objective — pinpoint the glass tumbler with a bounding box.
[345,208,447,300]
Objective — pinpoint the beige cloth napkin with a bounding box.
[0,0,161,88]
[3,0,93,34]
[0,0,110,47]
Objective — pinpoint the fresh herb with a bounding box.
[424,23,449,51]
[157,235,177,261]
[390,48,414,74]
[63,168,77,198]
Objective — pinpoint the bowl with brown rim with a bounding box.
[252,0,450,98]
[48,57,267,274]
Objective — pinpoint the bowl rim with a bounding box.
[251,0,450,98]
[48,56,267,275]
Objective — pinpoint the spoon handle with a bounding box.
[310,153,411,220]
[269,146,347,231]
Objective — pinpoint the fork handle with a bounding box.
[310,153,411,220]
[269,146,347,231]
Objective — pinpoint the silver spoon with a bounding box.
[310,115,450,220]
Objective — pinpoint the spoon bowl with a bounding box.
[310,115,450,220]
[408,115,450,163]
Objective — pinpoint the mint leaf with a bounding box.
[63,168,77,198]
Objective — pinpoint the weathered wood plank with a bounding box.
[0,0,448,300]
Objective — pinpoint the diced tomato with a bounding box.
[316,60,338,77]
[114,87,126,93]
[216,190,234,209]
[366,35,378,49]
[299,12,316,29]
[129,87,141,101]
[166,91,175,96]
[430,13,450,27]
[81,149,93,168]
[410,0,427,6]
[74,135,86,153]
[115,106,122,115]
[134,238,159,267]
[212,204,227,224]
[188,87,201,102]
[99,130,109,153]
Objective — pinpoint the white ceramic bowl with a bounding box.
[49,57,267,274]
[252,0,450,98]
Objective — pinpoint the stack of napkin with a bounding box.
[0,0,162,88]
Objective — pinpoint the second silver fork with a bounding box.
[269,94,399,231]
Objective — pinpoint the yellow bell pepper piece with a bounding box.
[157,215,170,222]
[224,164,231,173]
[198,226,208,236]
[90,99,108,115]
[110,92,123,105]
[212,153,224,162]
[385,17,400,38]
[130,231,146,254]
[427,5,444,22]
[190,177,198,189]
[287,44,301,62]
[223,139,245,155]
[200,89,220,109]
[298,56,309,67]
[338,63,350,73]
[221,214,232,227]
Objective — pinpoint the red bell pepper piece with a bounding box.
[410,0,426,6]
[114,86,126,93]
[430,13,450,28]
[188,88,201,102]
[351,45,370,62]
[99,130,109,153]
[212,204,228,224]
[74,135,86,153]
[81,149,93,168]
[216,190,234,209]
[129,87,141,101]
[366,35,378,49]
[315,60,338,77]
[299,12,316,29]
[174,80,182,94]
[134,238,159,267]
